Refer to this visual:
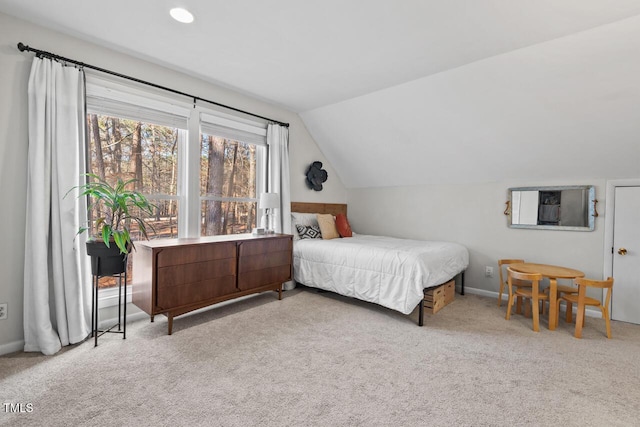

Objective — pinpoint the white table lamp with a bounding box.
[259,192,280,233]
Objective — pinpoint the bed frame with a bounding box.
[291,202,347,216]
[290,201,465,326]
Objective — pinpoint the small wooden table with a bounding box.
[508,263,585,330]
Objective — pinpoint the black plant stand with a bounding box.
[91,256,127,347]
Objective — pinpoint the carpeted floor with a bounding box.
[2,288,640,426]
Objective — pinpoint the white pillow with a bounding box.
[291,212,320,241]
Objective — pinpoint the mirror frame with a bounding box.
[508,185,596,231]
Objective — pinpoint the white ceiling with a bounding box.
[2,1,640,187]
[2,0,640,112]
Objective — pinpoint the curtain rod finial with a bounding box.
[17,42,27,52]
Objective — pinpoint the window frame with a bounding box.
[85,77,269,301]
[198,135,267,237]
[83,112,186,305]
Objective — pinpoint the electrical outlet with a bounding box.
[485,266,494,278]
[0,303,7,320]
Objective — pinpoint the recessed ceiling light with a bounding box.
[170,7,194,24]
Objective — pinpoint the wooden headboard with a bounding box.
[291,202,347,216]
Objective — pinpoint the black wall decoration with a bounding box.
[306,161,328,191]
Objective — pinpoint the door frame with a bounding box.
[603,179,640,309]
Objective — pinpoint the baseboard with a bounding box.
[0,312,150,356]
[0,340,25,356]
[463,286,602,318]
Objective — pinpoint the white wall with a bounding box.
[347,180,606,298]
[0,12,346,353]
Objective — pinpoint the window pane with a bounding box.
[199,133,261,236]
[201,201,257,236]
[87,113,179,195]
[129,199,179,240]
[200,134,257,198]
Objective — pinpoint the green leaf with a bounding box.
[112,231,128,254]
[101,225,112,247]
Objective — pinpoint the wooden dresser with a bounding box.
[132,233,292,334]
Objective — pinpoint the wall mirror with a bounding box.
[508,185,596,231]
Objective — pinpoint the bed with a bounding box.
[290,202,469,326]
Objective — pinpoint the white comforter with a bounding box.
[293,234,469,315]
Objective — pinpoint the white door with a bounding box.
[611,186,640,324]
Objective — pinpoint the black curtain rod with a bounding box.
[17,42,289,128]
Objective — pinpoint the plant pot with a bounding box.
[86,240,128,276]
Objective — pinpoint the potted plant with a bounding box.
[68,173,155,276]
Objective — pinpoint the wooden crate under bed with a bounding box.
[423,280,455,314]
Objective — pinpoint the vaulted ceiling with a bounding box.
[2,1,640,187]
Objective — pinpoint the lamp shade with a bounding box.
[259,192,280,209]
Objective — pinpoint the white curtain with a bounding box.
[267,124,294,290]
[24,57,91,355]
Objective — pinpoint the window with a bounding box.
[199,113,267,236]
[84,77,268,293]
[200,136,265,235]
[86,114,182,237]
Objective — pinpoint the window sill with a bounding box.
[98,286,132,308]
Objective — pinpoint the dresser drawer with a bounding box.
[156,275,237,309]
[238,265,291,291]
[238,250,291,274]
[157,258,236,289]
[156,242,236,268]
[237,237,292,256]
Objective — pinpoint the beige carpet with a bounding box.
[2,288,640,427]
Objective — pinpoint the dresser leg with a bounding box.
[278,285,282,300]
[150,315,154,323]
[168,314,173,335]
